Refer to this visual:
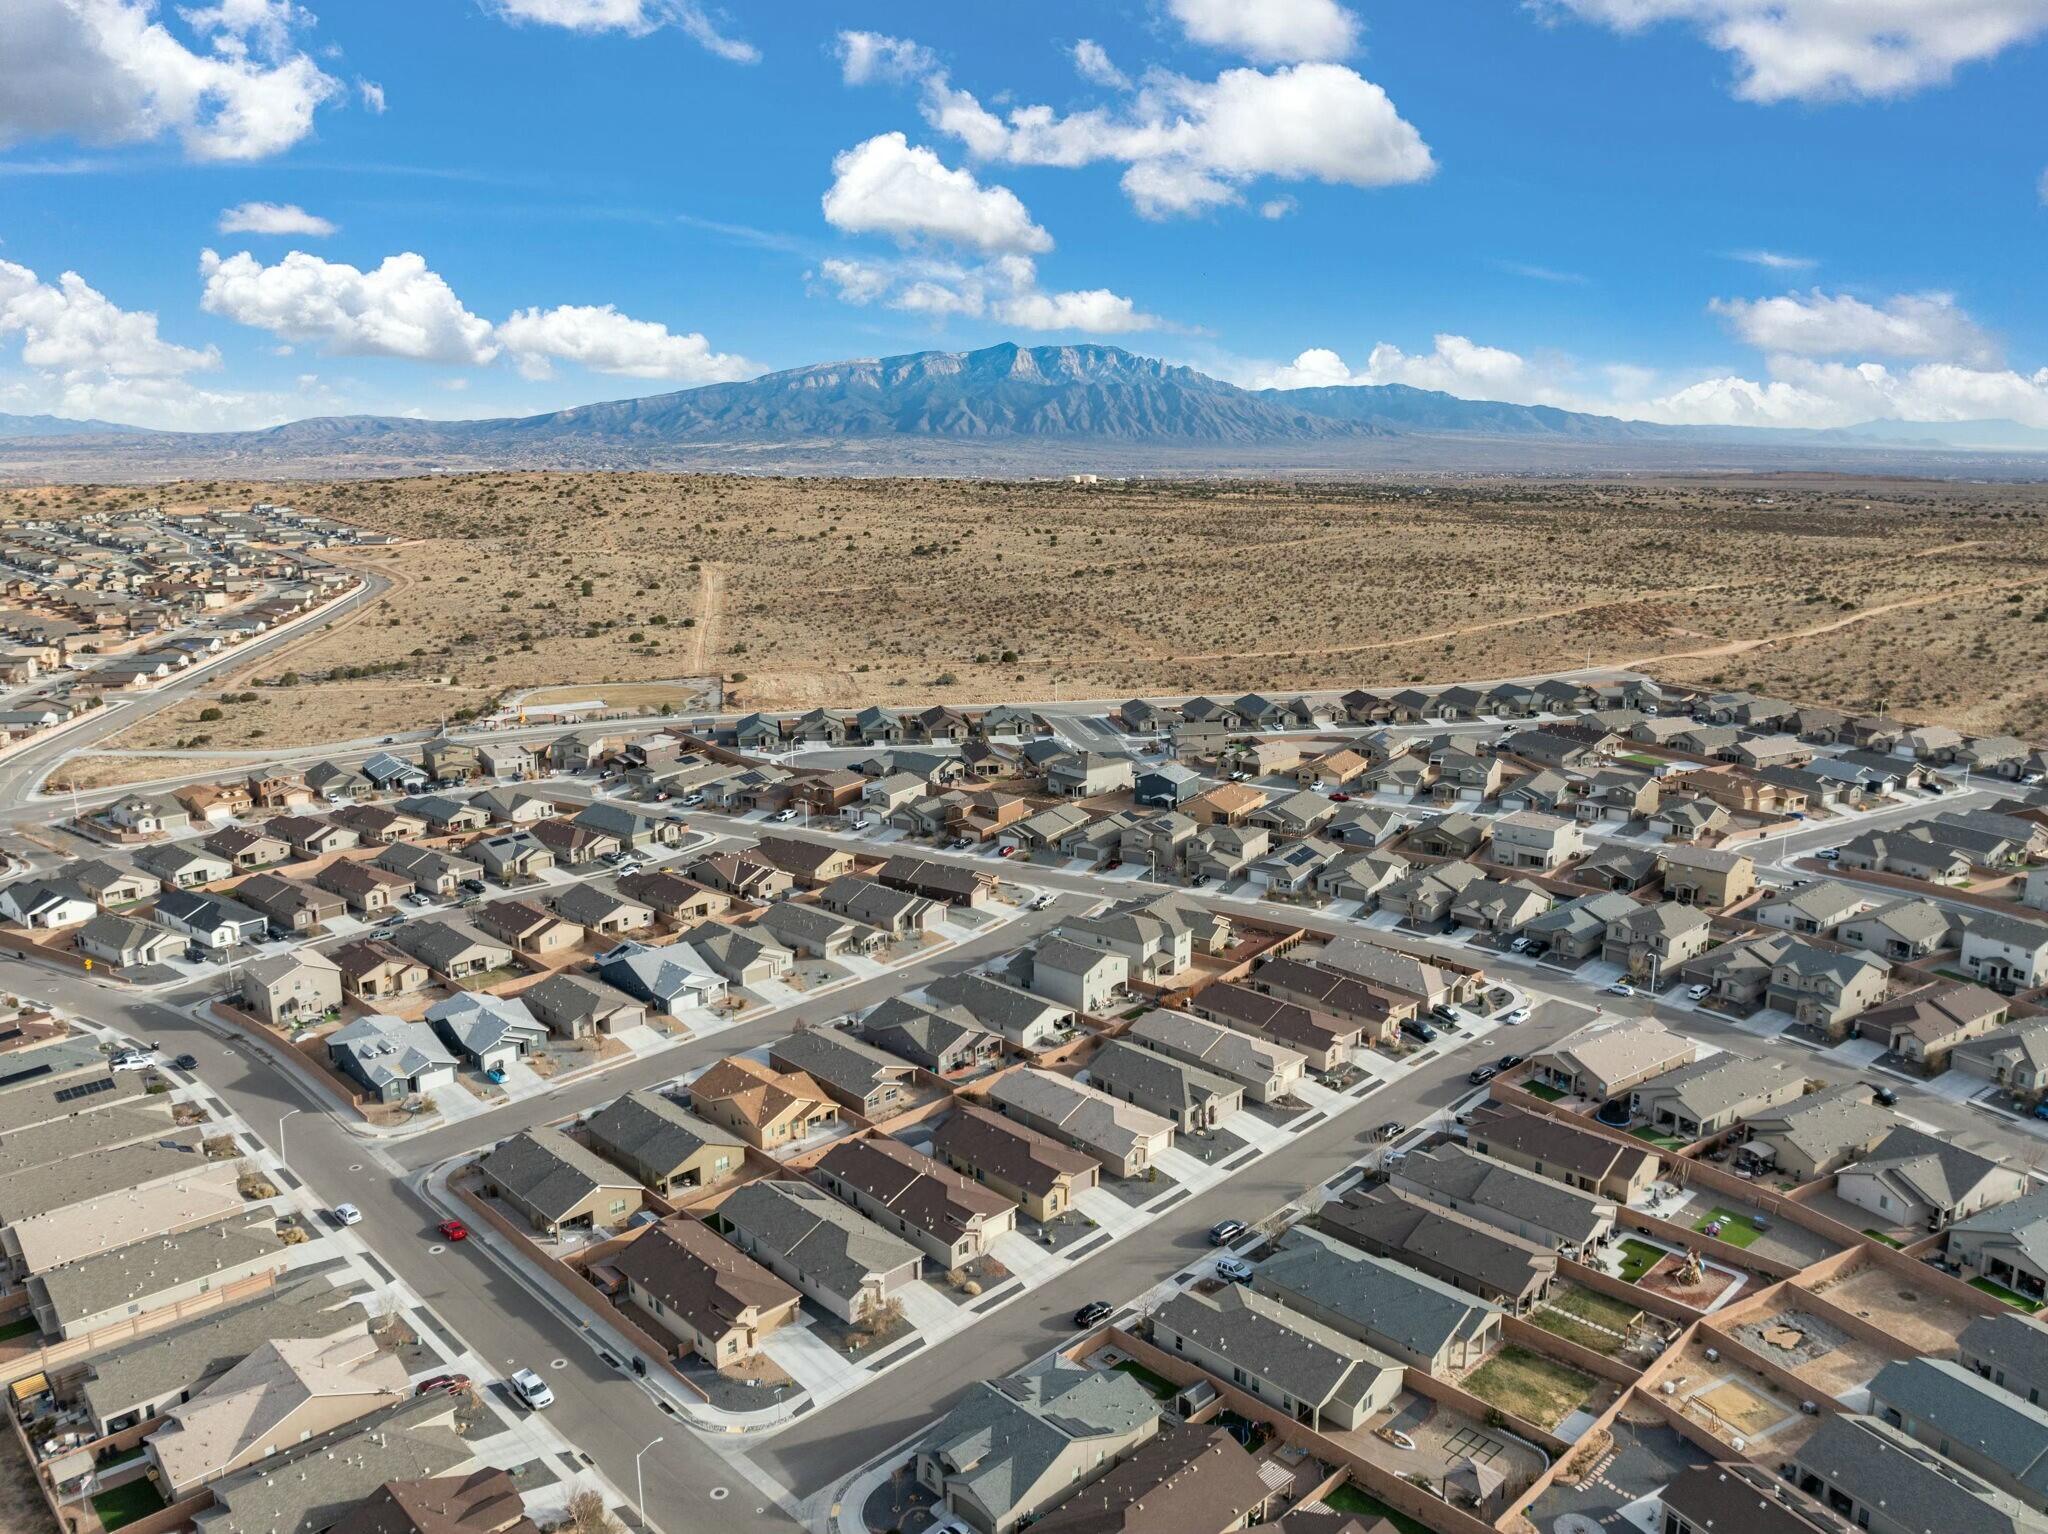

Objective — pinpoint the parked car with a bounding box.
[1498,1053,1525,1069]
[1467,1064,1499,1085]
[1686,983,1712,1001]
[436,1219,469,1242]
[1208,1218,1248,1246]
[1430,1003,1462,1024]
[1329,792,1351,802]
[1500,1005,1530,1024]
[1073,1301,1114,1328]
[1607,982,1635,997]
[1214,1256,1254,1284]
[333,1203,363,1226]
[1509,936,1533,953]
[1400,1018,1438,1043]
[508,1368,554,1410]
[404,891,433,907]
[173,1052,199,1071]
[415,1373,471,1395]
[460,878,488,894]
[771,808,800,823]
[1817,847,1841,861]
[1371,1121,1404,1142]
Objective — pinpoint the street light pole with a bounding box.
[277,1106,301,1166]
[634,1435,663,1528]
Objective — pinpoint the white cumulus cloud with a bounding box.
[496,303,755,382]
[822,132,1052,255]
[1071,39,1130,89]
[1710,289,1998,366]
[218,200,336,236]
[1168,0,1361,62]
[490,0,757,59]
[835,30,936,85]
[0,254,262,428]
[921,63,1434,219]
[0,0,342,160]
[1534,0,2048,102]
[1732,249,1816,270]
[198,248,501,365]
[818,253,1159,335]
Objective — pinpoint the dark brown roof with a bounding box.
[328,1470,538,1534]
[814,1136,1012,1243]
[1248,958,1403,1022]
[1191,983,1360,1053]
[1465,1104,1654,1184]
[931,1103,1096,1198]
[1028,1422,1271,1534]
[612,1218,798,1341]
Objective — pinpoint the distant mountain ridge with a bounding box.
[3,343,2045,475]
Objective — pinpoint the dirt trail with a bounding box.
[1623,575,2048,668]
[689,562,725,673]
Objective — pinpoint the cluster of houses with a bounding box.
[0,502,363,742]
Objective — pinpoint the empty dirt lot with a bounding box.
[10,472,2048,757]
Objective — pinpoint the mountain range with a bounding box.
[3,342,2045,478]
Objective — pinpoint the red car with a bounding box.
[436,1219,469,1242]
[415,1373,472,1395]
[1329,792,1352,802]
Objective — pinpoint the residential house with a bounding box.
[770,1028,918,1120]
[331,939,430,1002]
[1767,944,1892,1038]
[1839,898,1961,963]
[521,971,647,1039]
[985,1066,1175,1177]
[203,825,290,870]
[1631,1052,1808,1139]
[426,992,547,1074]
[583,1090,744,1196]
[1950,1190,2048,1301]
[477,1126,645,1236]
[1737,1085,1898,1180]
[1659,846,1757,908]
[1316,1185,1557,1313]
[613,1218,800,1367]
[315,857,415,915]
[1253,1226,1503,1374]
[1789,1413,2048,1534]
[1086,1040,1244,1133]
[1465,1104,1658,1203]
[1838,1126,2029,1232]
[239,949,343,1027]
[1523,890,1642,962]
[135,841,232,890]
[1389,1143,1617,1258]
[1954,1021,2048,1101]
[1963,913,2048,995]
[475,830,555,883]
[1759,881,1872,938]
[923,971,1075,1051]
[327,1015,457,1102]
[1148,1285,1403,1431]
[1531,1014,1698,1100]
[592,941,728,1014]
[1126,1008,1305,1103]
[1867,1356,2048,1512]
[392,918,514,981]
[718,1178,924,1323]
[1192,982,1369,1070]
[234,871,345,933]
[931,1103,1098,1222]
[687,1056,839,1150]
[476,897,584,958]
[914,1357,1161,1534]
[73,911,181,968]
[1861,982,2010,1074]
[812,1135,1017,1268]
[1490,810,1590,870]
[154,888,267,948]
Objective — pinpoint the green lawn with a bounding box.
[0,1313,39,1342]
[1631,1125,1687,1149]
[1971,1277,2046,1314]
[1324,1485,1432,1534]
[1616,1238,1669,1283]
[92,1480,168,1532]
[1528,1309,1627,1355]
[1692,1207,1765,1248]
[1863,1229,1905,1249]
[1524,1082,1567,1102]
[1547,1285,1642,1332]
[1111,1359,1178,1400]
[1461,1345,1598,1430]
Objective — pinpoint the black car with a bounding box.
[1372,1121,1404,1142]
[173,1053,199,1071]
[1871,1084,1899,1107]
[1400,1018,1438,1042]
[1073,1301,1114,1328]
[1498,1053,1526,1069]
[1430,1004,1461,1024]
[460,878,488,894]
[1466,1064,1499,1085]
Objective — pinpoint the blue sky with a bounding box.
[1,0,2045,431]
